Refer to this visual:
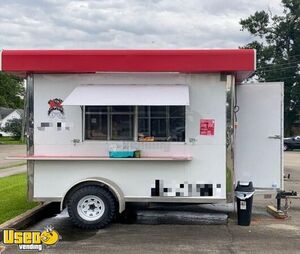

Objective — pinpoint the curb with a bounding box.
[0,202,60,240]
[0,162,26,171]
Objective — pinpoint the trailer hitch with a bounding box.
[276,190,297,211]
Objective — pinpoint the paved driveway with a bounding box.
[2,151,300,254]
[285,151,300,183]
[0,145,25,169]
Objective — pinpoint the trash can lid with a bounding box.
[235,181,255,192]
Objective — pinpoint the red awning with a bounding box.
[0,49,255,82]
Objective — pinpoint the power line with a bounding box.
[255,55,300,70]
[259,52,300,61]
[256,65,300,72]
[256,61,300,70]
[257,75,297,81]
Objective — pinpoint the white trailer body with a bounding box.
[1,49,283,228]
[33,73,227,202]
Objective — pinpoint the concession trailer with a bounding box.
[1,49,283,229]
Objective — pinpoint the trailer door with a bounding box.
[234,82,283,189]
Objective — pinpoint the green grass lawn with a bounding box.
[0,173,37,224]
[0,136,25,145]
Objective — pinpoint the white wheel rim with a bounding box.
[77,195,105,221]
[284,145,287,151]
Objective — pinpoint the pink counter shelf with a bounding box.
[7,155,192,161]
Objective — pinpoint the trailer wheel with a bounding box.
[67,186,116,229]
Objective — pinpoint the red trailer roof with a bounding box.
[0,49,255,82]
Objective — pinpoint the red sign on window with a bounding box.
[200,119,215,136]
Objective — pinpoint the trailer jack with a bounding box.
[267,190,298,219]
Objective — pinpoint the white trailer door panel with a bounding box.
[235,83,283,189]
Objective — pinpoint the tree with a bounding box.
[240,0,300,136]
[0,118,23,140]
[0,72,24,109]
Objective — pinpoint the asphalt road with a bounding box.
[2,151,300,254]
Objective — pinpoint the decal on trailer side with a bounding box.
[151,180,222,197]
[48,98,64,119]
[200,119,215,136]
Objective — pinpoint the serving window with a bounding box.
[85,106,134,140]
[138,106,185,142]
[85,106,185,142]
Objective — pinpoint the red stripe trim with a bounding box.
[2,49,255,80]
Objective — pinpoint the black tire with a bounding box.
[283,144,292,151]
[67,185,116,229]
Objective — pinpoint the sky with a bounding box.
[0,0,283,49]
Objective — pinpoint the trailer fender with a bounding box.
[60,177,125,213]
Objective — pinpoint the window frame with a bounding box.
[83,106,186,143]
[84,106,135,141]
[138,106,185,142]
[84,106,109,141]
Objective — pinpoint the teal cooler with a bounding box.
[109,151,135,158]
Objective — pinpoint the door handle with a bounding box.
[268,135,281,139]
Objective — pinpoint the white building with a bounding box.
[0,107,23,136]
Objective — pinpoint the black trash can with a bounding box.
[235,181,255,226]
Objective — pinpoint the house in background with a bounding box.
[0,107,24,136]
